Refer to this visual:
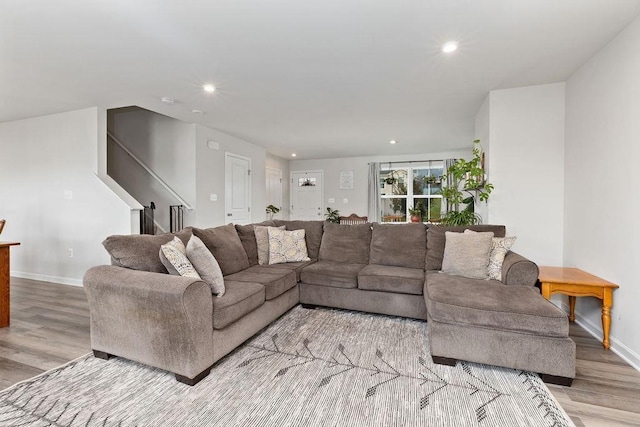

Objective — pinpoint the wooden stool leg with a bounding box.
[568,296,576,323]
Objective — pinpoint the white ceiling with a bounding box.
[2,0,640,159]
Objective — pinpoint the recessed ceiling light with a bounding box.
[389,140,398,145]
[192,109,204,114]
[203,84,216,93]
[291,153,297,157]
[442,41,458,53]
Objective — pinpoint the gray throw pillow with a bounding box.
[192,224,250,276]
[255,225,286,265]
[186,236,225,297]
[441,231,494,279]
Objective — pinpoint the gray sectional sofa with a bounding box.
[84,220,575,387]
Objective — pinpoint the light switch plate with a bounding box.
[343,198,348,204]
[64,190,73,200]
[210,193,218,201]
[328,198,335,203]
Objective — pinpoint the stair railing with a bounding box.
[170,205,184,233]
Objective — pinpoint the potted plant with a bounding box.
[266,204,280,220]
[408,200,425,223]
[324,207,340,223]
[408,206,422,223]
[440,140,494,226]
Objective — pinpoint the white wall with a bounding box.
[194,125,267,227]
[564,15,640,369]
[0,108,132,285]
[486,83,566,266]
[107,108,197,230]
[474,96,491,224]
[290,150,470,220]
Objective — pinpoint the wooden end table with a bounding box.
[0,242,20,328]
[538,266,619,350]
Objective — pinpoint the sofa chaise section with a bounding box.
[423,225,575,385]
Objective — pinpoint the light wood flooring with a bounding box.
[1,277,639,426]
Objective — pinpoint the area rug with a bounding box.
[0,306,573,426]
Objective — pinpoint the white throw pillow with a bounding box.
[441,231,493,279]
[159,237,201,279]
[464,230,517,280]
[255,225,286,265]
[267,228,311,265]
[186,235,225,297]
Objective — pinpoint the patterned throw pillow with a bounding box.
[186,236,225,297]
[488,236,517,280]
[267,228,311,265]
[464,230,517,280]
[159,237,201,279]
[255,225,286,265]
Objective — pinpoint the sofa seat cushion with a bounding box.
[425,273,568,338]
[358,265,425,295]
[246,260,316,282]
[300,261,366,289]
[212,281,265,329]
[224,268,297,300]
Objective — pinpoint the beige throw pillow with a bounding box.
[267,228,311,265]
[464,230,517,280]
[441,231,493,279]
[159,237,201,279]
[186,236,225,297]
[255,225,286,265]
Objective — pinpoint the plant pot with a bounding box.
[410,215,421,223]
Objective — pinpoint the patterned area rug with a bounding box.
[0,306,573,426]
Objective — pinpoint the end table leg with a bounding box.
[568,296,576,323]
[602,305,612,350]
[602,288,614,350]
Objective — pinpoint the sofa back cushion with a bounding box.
[369,223,427,269]
[192,224,250,275]
[235,221,276,266]
[319,222,372,264]
[103,228,192,273]
[426,225,506,271]
[274,220,324,259]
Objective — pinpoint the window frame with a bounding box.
[380,161,444,224]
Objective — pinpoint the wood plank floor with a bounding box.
[1,277,639,426]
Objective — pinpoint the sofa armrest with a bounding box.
[501,251,539,286]
[83,265,213,380]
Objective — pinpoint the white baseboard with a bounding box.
[11,271,83,287]
[560,302,640,374]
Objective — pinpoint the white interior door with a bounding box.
[290,171,323,220]
[225,153,251,225]
[266,167,282,219]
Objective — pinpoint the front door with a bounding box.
[225,153,251,225]
[290,171,323,220]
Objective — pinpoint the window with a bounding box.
[380,161,443,223]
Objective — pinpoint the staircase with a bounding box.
[107,132,192,234]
